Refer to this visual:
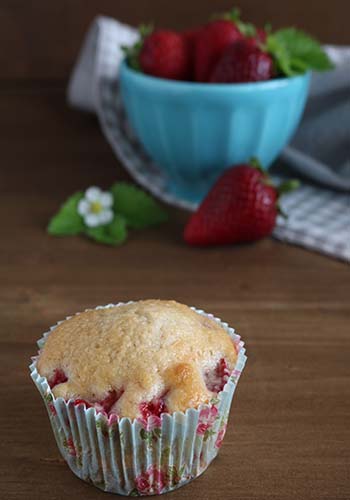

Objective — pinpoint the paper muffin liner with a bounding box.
[30,302,247,496]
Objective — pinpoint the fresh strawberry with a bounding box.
[245,29,268,48]
[184,161,298,246]
[182,27,200,80]
[183,27,200,49]
[139,30,190,80]
[256,28,267,44]
[194,20,243,82]
[210,39,273,83]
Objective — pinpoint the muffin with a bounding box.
[30,300,247,495]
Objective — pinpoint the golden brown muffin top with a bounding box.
[37,300,236,419]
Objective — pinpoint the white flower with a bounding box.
[77,186,114,227]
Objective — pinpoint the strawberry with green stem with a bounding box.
[124,25,191,80]
[194,16,243,82]
[209,38,274,83]
[124,9,333,81]
[122,25,153,71]
[184,159,299,246]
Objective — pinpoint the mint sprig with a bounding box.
[266,28,334,76]
[47,182,168,246]
[215,8,333,77]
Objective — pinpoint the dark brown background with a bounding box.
[0,0,349,80]
[1,1,349,500]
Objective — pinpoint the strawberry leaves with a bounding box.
[122,24,153,71]
[266,28,334,76]
[124,9,333,79]
[227,7,257,37]
[277,179,300,195]
[216,10,333,76]
[47,183,167,246]
[216,7,257,37]
[85,215,128,245]
[47,192,85,236]
[111,182,168,229]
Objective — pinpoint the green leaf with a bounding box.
[122,24,153,71]
[119,431,125,445]
[161,447,170,465]
[167,465,178,482]
[153,427,161,438]
[264,23,272,34]
[111,182,168,229]
[210,396,220,405]
[266,35,294,76]
[218,7,256,37]
[267,28,334,76]
[203,429,215,442]
[278,179,300,195]
[139,429,153,445]
[85,215,127,246]
[249,157,264,172]
[44,392,53,403]
[47,192,84,236]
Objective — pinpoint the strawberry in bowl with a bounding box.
[120,8,332,204]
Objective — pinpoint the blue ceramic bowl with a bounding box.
[120,61,310,203]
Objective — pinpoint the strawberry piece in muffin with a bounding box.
[73,399,92,408]
[48,368,68,389]
[37,300,237,419]
[73,390,123,415]
[205,358,231,393]
[98,389,123,414]
[139,398,168,419]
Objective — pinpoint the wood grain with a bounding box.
[0,0,349,80]
[0,81,349,499]
[1,4,349,499]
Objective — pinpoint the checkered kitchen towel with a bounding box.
[68,16,350,262]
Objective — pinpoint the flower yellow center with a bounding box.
[90,201,103,214]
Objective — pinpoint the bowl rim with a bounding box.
[120,59,311,92]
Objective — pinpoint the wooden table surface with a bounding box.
[1,80,349,500]
[1,1,350,498]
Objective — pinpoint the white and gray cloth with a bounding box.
[68,16,350,262]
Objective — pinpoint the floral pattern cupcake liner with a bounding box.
[30,303,247,496]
